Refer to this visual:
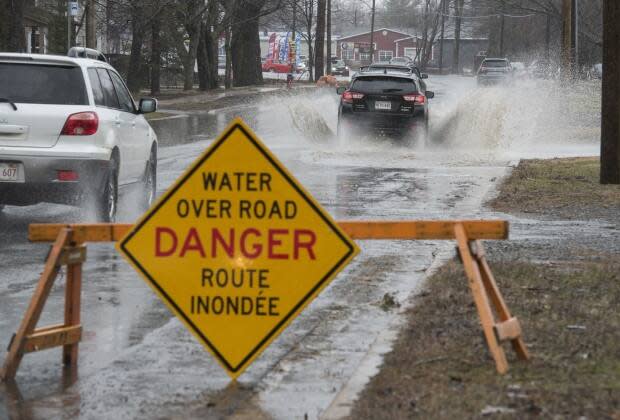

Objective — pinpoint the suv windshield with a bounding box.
[351,76,417,94]
[0,63,88,105]
[483,60,509,68]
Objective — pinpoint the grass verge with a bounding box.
[349,158,620,419]
[489,157,620,221]
[349,259,620,419]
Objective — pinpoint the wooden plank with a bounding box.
[454,223,509,374]
[340,220,509,240]
[23,325,82,353]
[1,228,72,381]
[59,246,87,266]
[63,263,82,367]
[474,241,530,361]
[494,317,522,342]
[29,220,509,243]
[29,223,130,243]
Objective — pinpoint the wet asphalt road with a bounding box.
[0,76,601,419]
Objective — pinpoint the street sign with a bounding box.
[117,118,359,379]
[69,1,79,16]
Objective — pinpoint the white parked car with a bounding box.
[0,49,158,221]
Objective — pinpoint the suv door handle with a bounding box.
[114,117,121,127]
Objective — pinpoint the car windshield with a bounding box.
[483,60,509,68]
[0,63,88,105]
[351,76,417,94]
[334,60,345,66]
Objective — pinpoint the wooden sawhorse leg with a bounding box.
[454,223,529,374]
[1,228,85,382]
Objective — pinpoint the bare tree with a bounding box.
[6,0,26,52]
[452,0,464,73]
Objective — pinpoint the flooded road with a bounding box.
[0,76,601,419]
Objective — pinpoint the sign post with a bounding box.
[116,118,359,379]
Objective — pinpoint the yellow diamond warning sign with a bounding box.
[117,118,359,379]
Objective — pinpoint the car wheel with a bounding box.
[96,157,118,222]
[141,147,157,211]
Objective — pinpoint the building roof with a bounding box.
[339,28,412,41]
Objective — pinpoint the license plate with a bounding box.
[375,101,391,110]
[0,162,20,182]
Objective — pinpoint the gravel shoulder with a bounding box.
[348,157,620,419]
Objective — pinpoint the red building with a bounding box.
[336,28,427,65]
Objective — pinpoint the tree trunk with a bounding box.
[306,0,314,82]
[8,0,25,52]
[452,0,464,74]
[422,1,441,69]
[205,0,220,90]
[197,21,209,91]
[231,1,264,87]
[183,24,200,91]
[600,0,620,184]
[439,0,446,72]
[326,0,331,75]
[315,0,326,79]
[150,9,162,96]
[86,0,96,48]
[225,24,232,89]
[127,6,145,95]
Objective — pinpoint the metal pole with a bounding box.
[369,0,375,64]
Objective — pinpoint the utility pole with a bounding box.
[600,0,620,184]
[369,0,376,64]
[292,0,296,40]
[561,0,572,77]
[439,0,446,73]
[326,0,331,74]
[86,0,96,49]
[499,0,505,57]
[572,0,579,71]
[545,13,551,60]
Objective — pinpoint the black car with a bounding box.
[362,63,428,92]
[336,69,434,140]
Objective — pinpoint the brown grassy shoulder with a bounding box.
[349,260,620,419]
[349,158,620,419]
[489,157,620,221]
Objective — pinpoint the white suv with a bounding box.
[0,50,158,221]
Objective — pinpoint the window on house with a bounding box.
[342,49,353,60]
[378,50,393,62]
[404,48,418,60]
[359,53,371,61]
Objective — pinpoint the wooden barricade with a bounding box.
[0,228,85,381]
[1,220,528,381]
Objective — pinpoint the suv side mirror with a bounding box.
[426,91,435,99]
[139,98,157,114]
[336,86,347,95]
[421,73,428,79]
